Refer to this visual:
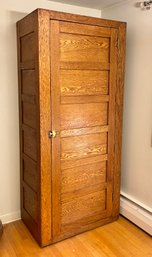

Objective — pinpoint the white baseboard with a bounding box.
[0,211,21,224]
[120,195,152,235]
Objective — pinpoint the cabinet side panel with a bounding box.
[17,11,41,244]
[112,23,127,218]
[37,9,52,246]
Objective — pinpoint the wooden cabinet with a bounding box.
[0,220,3,239]
[17,9,126,247]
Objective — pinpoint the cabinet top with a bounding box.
[17,8,126,30]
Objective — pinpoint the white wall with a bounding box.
[0,0,101,223]
[102,0,152,211]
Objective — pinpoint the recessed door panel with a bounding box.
[60,70,109,96]
[61,103,108,129]
[50,20,118,240]
[60,33,110,63]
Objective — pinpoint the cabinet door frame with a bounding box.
[49,19,126,242]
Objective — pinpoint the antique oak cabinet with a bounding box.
[17,9,126,247]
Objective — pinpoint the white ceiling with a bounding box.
[51,0,126,10]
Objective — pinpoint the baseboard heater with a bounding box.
[120,192,152,236]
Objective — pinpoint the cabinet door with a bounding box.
[50,20,118,241]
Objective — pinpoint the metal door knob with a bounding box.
[48,130,60,138]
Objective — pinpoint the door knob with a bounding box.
[48,130,58,138]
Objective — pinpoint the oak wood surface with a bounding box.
[60,61,110,71]
[61,95,109,104]
[60,70,109,96]
[36,9,52,246]
[50,19,61,241]
[0,217,151,257]
[112,23,126,218]
[20,32,35,62]
[17,10,41,244]
[23,155,38,192]
[0,220,3,239]
[49,9,123,28]
[60,21,111,36]
[61,103,108,129]
[61,161,106,194]
[53,19,119,241]
[60,33,109,63]
[21,70,36,95]
[17,8,126,246]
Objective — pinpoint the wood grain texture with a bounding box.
[61,183,107,204]
[105,29,118,218]
[53,18,121,241]
[0,220,3,239]
[0,217,151,256]
[60,21,111,37]
[21,208,39,241]
[61,154,108,170]
[17,22,23,232]
[61,161,107,194]
[61,190,106,226]
[61,125,108,138]
[61,133,107,161]
[112,23,127,218]
[20,60,35,70]
[50,20,61,241]
[60,33,109,63]
[17,10,35,37]
[22,126,37,161]
[61,95,109,104]
[21,70,36,95]
[23,186,38,223]
[22,102,36,128]
[23,155,38,192]
[17,10,41,245]
[17,8,126,247]
[60,61,110,70]
[21,94,36,105]
[61,103,108,129]
[60,70,108,96]
[37,9,52,246]
[49,9,123,28]
[20,32,35,62]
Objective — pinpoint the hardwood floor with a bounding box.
[0,216,151,257]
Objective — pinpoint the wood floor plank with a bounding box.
[0,217,151,257]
